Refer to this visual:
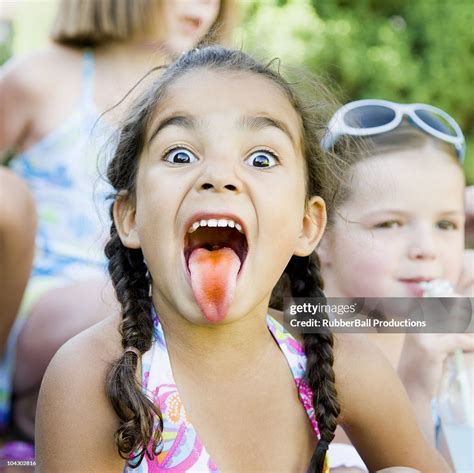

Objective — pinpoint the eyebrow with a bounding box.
[363,209,464,218]
[437,211,465,218]
[238,115,297,146]
[148,113,297,146]
[148,115,198,144]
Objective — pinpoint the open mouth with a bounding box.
[182,216,249,322]
[183,218,248,275]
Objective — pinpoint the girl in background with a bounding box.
[36,47,448,473]
[0,0,235,444]
[318,99,473,469]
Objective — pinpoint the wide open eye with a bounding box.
[244,150,279,169]
[164,147,198,165]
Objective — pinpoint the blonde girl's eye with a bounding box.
[244,150,280,169]
[374,220,402,229]
[164,147,198,165]
[437,220,458,230]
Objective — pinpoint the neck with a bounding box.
[152,292,276,379]
[98,40,170,60]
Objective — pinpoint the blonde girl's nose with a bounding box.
[408,246,437,260]
[407,227,438,260]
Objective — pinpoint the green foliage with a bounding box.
[241,0,474,182]
[0,20,13,66]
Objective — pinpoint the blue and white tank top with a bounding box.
[9,51,115,281]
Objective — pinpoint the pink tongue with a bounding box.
[188,247,241,322]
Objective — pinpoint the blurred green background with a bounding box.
[1,0,473,181]
[239,0,474,182]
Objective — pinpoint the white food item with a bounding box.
[420,279,454,297]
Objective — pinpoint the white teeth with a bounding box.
[187,218,244,233]
[188,222,199,233]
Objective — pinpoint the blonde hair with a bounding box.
[325,122,462,225]
[205,0,238,46]
[50,0,237,47]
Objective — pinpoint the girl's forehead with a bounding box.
[152,68,303,138]
[344,148,465,212]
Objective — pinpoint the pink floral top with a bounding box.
[124,309,327,472]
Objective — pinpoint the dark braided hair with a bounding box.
[105,46,345,470]
[104,219,163,466]
[284,254,340,471]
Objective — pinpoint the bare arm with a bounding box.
[35,316,125,473]
[0,57,35,161]
[334,334,451,472]
[0,45,84,163]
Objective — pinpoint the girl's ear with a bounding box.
[113,195,141,249]
[294,195,327,257]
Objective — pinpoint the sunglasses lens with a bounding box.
[344,105,396,128]
[414,109,458,137]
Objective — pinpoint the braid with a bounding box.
[105,219,163,467]
[285,254,340,473]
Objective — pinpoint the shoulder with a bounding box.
[0,44,83,100]
[0,44,84,128]
[331,334,449,471]
[332,333,399,422]
[35,313,126,472]
[38,311,123,411]
[0,44,85,154]
[267,313,406,407]
[1,44,82,92]
[1,43,83,77]
[42,310,123,378]
[267,315,448,469]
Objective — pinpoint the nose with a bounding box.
[407,224,438,260]
[195,159,242,194]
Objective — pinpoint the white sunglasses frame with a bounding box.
[322,99,465,162]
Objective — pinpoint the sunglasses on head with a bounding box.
[321,99,466,163]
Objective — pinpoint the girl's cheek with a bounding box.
[447,250,464,283]
[440,234,464,279]
[351,231,394,254]
[348,262,390,297]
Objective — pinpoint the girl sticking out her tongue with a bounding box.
[36,48,449,473]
